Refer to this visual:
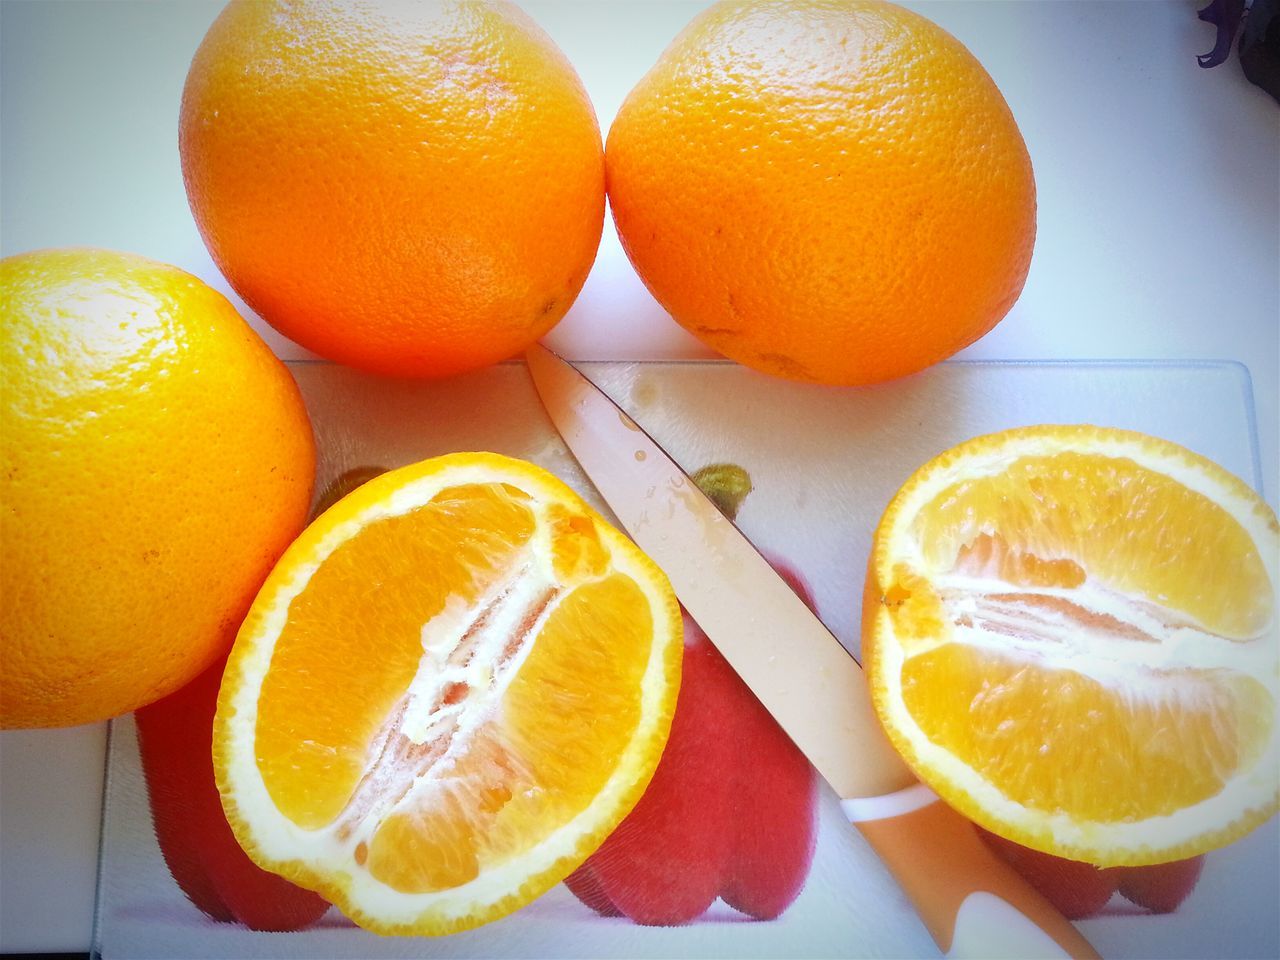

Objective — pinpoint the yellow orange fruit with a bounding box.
[863,425,1279,866]
[214,453,682,934]
[180,0,604,378]
[606,0,1036,386]
[0,248,315,729]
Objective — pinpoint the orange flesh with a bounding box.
[901,647,1271,821]
[911,452,1272,637]
[254,482,656,893]
[887,451,1275,823]
[367,575,651,893]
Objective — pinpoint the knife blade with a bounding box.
[525,346,910,800]
[526,344,1101,960]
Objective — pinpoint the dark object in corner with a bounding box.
[1198,0,1280,104]
[1198,0,1246,66]
[1239,0,1280,101]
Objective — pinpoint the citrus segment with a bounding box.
[255,482,536,829]
[901,646,1271,821]
[215,453,681,934]
[910,451,1273,638]
[864,425,1279,866]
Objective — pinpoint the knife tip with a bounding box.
[525,341,558,362]
[526,341,578,374]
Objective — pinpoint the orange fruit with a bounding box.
[180,0,605,378]
[214,453,682,934]
[0,248,315,729]
[863,425,1278,866]
[606,0,1036,386]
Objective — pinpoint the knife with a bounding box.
[525,344,1101,960]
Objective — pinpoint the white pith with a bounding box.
[919,575,1275,679]
[327,552,556,857]
[220,462,676,926]
[875,432,1280,854]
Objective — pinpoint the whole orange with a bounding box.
[180,1,605,378]
[0,249,315,728]
[606,0,1036,386]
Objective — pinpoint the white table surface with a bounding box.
[1,1,1276,954]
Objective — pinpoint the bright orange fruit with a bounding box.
[606,0,1036,386]
[863,425,1278,866]
[215,453,682,934]
[0,248,315,728]
[180,1,605,378]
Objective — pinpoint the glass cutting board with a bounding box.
[93,360,1277,960]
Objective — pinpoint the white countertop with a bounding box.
[1,1,1276,953]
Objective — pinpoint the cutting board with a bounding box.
[93,359,1278,959]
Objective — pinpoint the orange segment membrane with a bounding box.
[902,644,1273,822]
[254,479,659,896]
[911,453,1273,638]
[867,428,1280,867]
[367,574,653,894]
[255,483,536,828]
[546,502,611,584]
[887,451,1277,823]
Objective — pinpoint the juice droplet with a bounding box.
[634,450,647,461]
[631,376,659,409]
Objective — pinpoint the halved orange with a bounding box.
[214,453,682,934]
[864,425,1278,866]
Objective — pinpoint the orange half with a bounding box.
[214,453,682,933]
[864,425,1278,866]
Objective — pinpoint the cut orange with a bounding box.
[214,453,682,934]
[863,425,1278,866]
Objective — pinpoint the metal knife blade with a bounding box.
[525,344,915,800]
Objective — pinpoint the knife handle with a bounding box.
[843,785,1101,959]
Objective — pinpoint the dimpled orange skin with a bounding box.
[606,0,1037,386]
[0,249,315,729]
[180,1,605,379]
